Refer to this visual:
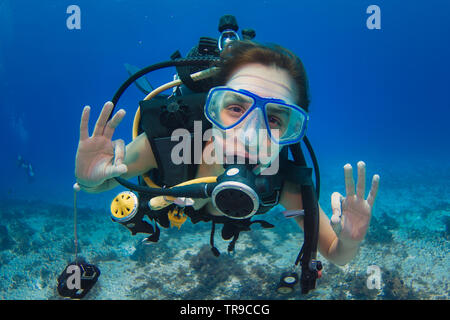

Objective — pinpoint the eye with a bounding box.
[268,115,283,128]
[225,104,246,116]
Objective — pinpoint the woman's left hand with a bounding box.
[330,161,380,246]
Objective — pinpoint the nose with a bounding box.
[238,109,266,147]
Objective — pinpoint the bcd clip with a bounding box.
[168,207,188,229]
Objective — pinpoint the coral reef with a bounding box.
[130,239,170,267]
[0,172,448,301]
[381,268,424,299]
[188,245,245,295]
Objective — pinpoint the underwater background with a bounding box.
[0,0,448,300]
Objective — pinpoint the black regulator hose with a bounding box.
[110,57,221,115]
[290,138,320,200]
[115,176,217,198]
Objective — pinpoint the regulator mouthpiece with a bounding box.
[211,162,260,219]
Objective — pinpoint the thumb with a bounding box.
[106,139,127,178]
[149,195,175,210]
[104,163,128,179]
[331,191,344,236]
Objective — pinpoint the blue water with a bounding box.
[0,0,448,300]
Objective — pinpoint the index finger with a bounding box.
[344,163,356,197]
[79,106,90,141]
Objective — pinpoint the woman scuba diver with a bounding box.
[74,40,380,294]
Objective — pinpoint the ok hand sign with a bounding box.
[330,161,380,246]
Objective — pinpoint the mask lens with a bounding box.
[265,103,307,144]
[206,89,255,129]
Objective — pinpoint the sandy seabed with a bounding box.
[1,161,448,300]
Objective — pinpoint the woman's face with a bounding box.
[210,63,298,171]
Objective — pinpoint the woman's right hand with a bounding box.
[75,101,128,189]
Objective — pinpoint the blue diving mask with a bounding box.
[204,86,309,145]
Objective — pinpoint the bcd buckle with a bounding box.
[168,207,188,229]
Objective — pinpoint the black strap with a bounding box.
[210,222,220,257]
[288,140,321,294]
[294,244,304,266]
[279,159,313,186]
[224,219,274,253]
[290,139,321,199]
[146,222,160,243]
[172,49,205,93]
[251,220,275,229]
[228,233,239,253]
[213,218,275,255]
[299,183,320,294]
[176,65,204,93]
